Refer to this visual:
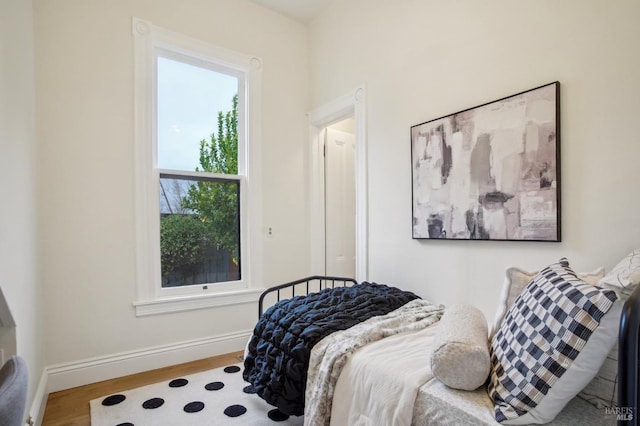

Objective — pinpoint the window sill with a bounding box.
[133,287,265,317]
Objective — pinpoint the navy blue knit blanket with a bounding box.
[243,282,419,416]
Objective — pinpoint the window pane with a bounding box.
[157,56,238,171]
[159,175,240,287]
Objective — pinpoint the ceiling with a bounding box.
[248,0,332,22]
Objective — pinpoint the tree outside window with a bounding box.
[159,95,240,287]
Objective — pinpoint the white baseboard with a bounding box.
[28,330,251,426]
[28,369,48,426]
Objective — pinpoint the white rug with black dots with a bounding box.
[89,363,304,425]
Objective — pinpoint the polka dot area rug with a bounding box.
[89,363,304,425]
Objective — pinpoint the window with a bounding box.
[157,54,242,288]
[133,18,263,316]
[159,174,240,287]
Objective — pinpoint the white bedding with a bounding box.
[305,306,614,426]
[411,378,615,426]
[331,323,441,426]
[304,299,444,426]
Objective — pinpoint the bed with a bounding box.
[244,253,640,425]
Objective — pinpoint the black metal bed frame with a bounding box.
[618,285,640,425]
[258,275,357,318]
[257,275,640,425]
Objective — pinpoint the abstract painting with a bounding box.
[411,82,560,241]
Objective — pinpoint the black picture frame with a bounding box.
[411,82,560,241]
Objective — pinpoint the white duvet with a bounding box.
[304,299,444,426]
[331,324,441,426]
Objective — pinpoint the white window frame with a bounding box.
[132,18,263,316]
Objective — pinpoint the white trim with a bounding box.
[44,330,251,394]
[158,168,242,181]
[27,330,250,425]
[134,287,263,316]
[0,286,16,327]
[28,369,48,426]
[308,85,368,282]
[132,17,263,314]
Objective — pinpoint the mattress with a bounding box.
[412,369,616,426]
[329,318,616,426]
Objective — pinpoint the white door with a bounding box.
[324,127,356,278]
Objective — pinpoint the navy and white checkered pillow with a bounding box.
[488,258,618,423]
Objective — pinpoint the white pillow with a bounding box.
[598,248,640,298]
[488,258,620,424]
[578,249,640,409]
[490,265,604,338]
[578,345,618,409]
[431,304,490,391]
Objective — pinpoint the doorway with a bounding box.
[324,121,356,278]
[307,86,367,282]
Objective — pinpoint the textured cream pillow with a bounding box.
[431,304,490,391]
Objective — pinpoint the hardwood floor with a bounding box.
[42,351,244,426]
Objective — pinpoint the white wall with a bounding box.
[310,0,640,319]
[34,0,310,366]
[23,0,640,396]
[0,0,44,414]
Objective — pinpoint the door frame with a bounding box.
[307,85,368,282]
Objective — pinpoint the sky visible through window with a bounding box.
[157,56,238,172]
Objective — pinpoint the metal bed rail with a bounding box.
[258,275,358,318]
[618,284,640,425]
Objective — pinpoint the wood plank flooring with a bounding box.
[42,351,244,426]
